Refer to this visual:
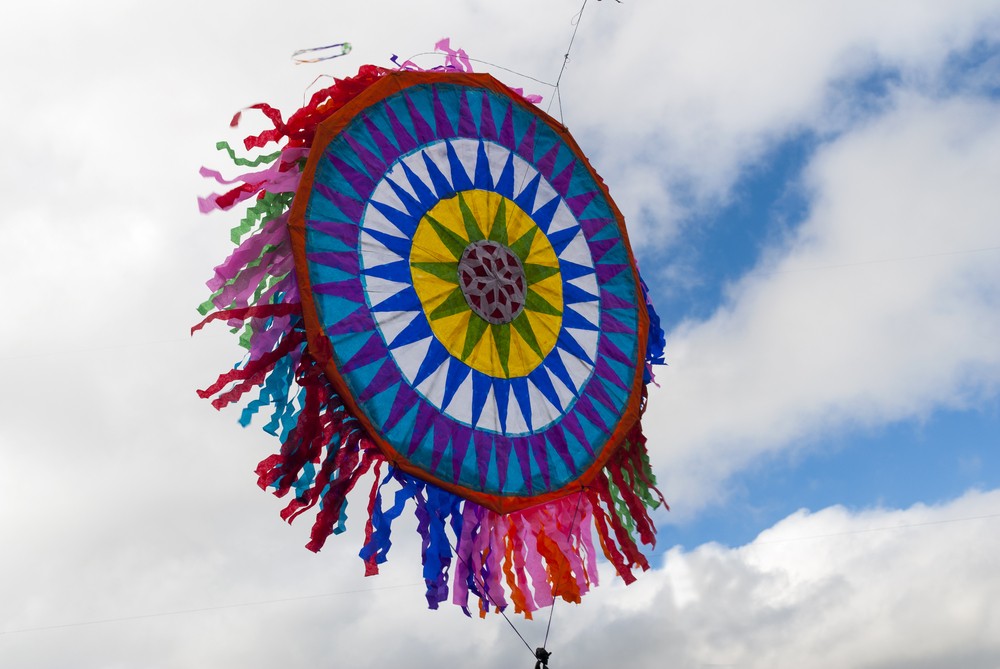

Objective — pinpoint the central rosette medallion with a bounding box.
[410,189,563,379]
[458,240,527,325]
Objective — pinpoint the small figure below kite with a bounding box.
[196,39,666,617]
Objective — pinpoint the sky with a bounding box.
[2,1,999,667]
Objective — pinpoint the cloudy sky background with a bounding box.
[2,1,999,667]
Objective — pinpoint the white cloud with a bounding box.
[4,475,995,669]
[560,0,1000,242]
[650,91,1000,512]
[2,3,1000,668]
[547,489,1000,669]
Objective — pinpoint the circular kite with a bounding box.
[196,48,666,616]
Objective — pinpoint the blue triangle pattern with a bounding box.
[363,227,411,261]
[471,371,492,427]
[411,337,451,389]
[399,160,439,212]
[369,200,419,238]
[421,150,456,200]
[445,140,474,192]
[387,312,433,350]
[441,359,473,413]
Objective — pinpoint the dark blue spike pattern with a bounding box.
[301,80,644,501]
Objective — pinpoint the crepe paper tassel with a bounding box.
[640,276,667,384]
[434,37,473,72]
[390,37,473,72]
[292,41,353,64]
[391,38,544,104]
[432,36,542,103]
[196,43,666,617]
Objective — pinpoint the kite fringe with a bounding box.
[352,426,664,616]
[200,314,664,615]
[196,50,664,616]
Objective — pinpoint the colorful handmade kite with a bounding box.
[196,44,666,616]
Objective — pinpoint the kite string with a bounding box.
[399,25,597,645]
[547,0,592,123]
[426,491,589,658]
[395,52,557,88]
[428,507,536,658]
[508,0,597,202]
[293,1,594,651]
[397,0,597,125]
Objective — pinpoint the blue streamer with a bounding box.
[359,468,424,565]
[639,276,666,384]
[420,485,463,608]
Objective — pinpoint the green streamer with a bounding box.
[216,140,281,168]
[231,192,294,244]
[605,475,637,537]
[197,243,284,315]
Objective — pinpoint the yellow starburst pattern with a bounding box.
[410,189,563,378]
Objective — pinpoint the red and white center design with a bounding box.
[458,240,527,324]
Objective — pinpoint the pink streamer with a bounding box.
[392,39,544,106]
[206,212,290,292]
[452,503,481,610]
[486,515,508,609]
[197,148,306,213]
[434,38,474,73]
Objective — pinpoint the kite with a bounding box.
[196,41,667,617]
